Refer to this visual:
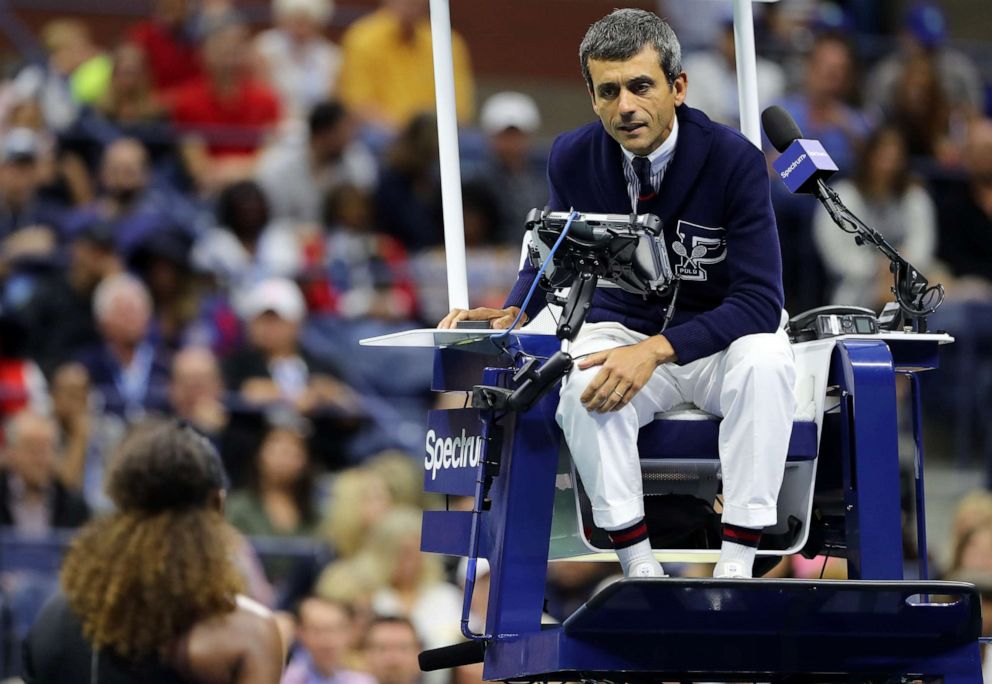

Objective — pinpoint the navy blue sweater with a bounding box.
[504,105,784,365]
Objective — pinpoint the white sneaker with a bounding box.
[713,561,750,579]
[627,560,668,578]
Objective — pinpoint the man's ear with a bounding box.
[672,72,688,106]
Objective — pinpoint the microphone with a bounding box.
[761,105,803,153]
[419,641,486,671]
[760,106,943,328]
[761,105,838,195]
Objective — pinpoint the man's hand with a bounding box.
[577,335,677,412]
[438,306,527,330]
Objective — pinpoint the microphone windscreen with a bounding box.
[419,641,486,672]
[761,106,804,153]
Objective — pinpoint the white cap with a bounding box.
[273,0,334,25]
[239,277,306,323]
[480,92,541,135]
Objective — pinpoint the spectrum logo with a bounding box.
[780,154,807,179]
[424,429,483,480]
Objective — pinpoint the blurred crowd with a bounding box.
[0,0,990,680]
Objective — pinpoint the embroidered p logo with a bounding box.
[672,220,727,282]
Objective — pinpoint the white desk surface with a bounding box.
[359,328,505,348]
[360,328,954,349]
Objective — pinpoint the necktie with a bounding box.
[632,156,656,202]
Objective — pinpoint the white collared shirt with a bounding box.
[621,114,679,211]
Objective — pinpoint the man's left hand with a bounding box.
[577,336,675,412]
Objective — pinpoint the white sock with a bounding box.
[607,519,665,577]
[714,541,756,578]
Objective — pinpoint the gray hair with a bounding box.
[93,272,152,322]
[579,9,682,91]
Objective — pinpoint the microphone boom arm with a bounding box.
[814,179,944,332]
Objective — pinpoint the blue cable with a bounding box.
[493,210,579,344]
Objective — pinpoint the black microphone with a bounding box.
[761,105,803,153]
[761,106,838,195]
[419,641,486,672]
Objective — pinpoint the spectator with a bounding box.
[77,273,172,420]
[18,220,121,375]
[49,361,123,512]
[128,228,199,349]
[362,507,462,651]
[314,183,417,321]
[191,180,302,304]
[363,615,423,684]
[96,43,167,127]
[256,100,377,225]
[888,52,957,163]
[222,277,353,414]
[284,596,375,684]
[321,465,393,559]
[254,0,341,121]
[337,0,475,130]
[168,346,228,439]
[0,309,50,421]
[472,92,548,246]
[681,19,786,128]
[775,32,869,175]
[127,0,204,97]
[934,119,992,293]
[226,420,319,539]
[9,20,110,133]
[374,112,442,251]
[0,410,89,534]
[172,16,281,192]
[0,128,63,272]
[813,126,936,309]
[61,137,186,259]
[92,42,178,165]
[865,2,983,125]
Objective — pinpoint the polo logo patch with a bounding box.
[672,220,726,281]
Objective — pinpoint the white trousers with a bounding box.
[556,322,797,531]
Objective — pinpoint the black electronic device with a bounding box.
[471,208,675,413]
[525,209,673,297]
[454,320,493,330]
[787,305,880,343]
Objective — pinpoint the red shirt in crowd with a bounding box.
[171,76,281,157]
[128,21,203,96]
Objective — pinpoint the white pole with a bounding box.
[429,0,469,311]
[732,0,761,147]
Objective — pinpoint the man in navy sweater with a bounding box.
[440,9,795,579]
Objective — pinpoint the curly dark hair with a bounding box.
[61,420,244,660]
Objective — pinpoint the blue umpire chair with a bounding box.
[365,209,982,682]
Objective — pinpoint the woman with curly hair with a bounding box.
[23,419,284,683]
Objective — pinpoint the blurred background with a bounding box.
[0,0,990,681]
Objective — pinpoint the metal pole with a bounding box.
[429,0,470,310]
[732,0,761,147]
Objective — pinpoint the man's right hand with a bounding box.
[438,306,527,330]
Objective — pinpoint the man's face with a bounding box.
[588,45,686,157]
[247,311,300,356]
[99,290,151,346]
[169,350,222,416]
[100,142,148,204]
[0,159,39,203]
[365,622,421,684]
[297,599,353,676]
[5,415,56,489]
[806,40,851,101]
